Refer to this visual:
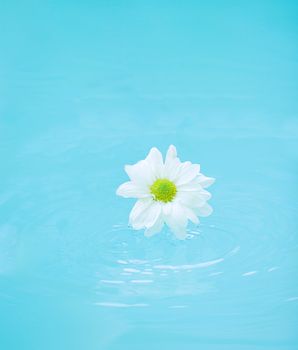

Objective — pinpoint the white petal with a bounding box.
[177,177,203,192]
[129,199,161,230]
[129,198,152,226]
[164,202,188,240]
[164,145,181,180]
[197,174,215,188]
[175,162,200,186]
[200,189,212,201]
[125,160,154,186]
[194,203,213,217]
[165,145,177,162]
[170,225,187,240]
[142,201,162,228]
[171,202,187,225]
[116,182,150,198]
[145,147,164,178]
[164,158,181,180]
[162,202,172,216]
[183,206,199,224]
[176,191,208,208]
[145,214,164,237]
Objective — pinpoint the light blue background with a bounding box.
[1,1,298,349]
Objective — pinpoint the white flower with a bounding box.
[116,145,215,240]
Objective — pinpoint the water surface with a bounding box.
[1,1,298,349]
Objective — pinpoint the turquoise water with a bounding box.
[1,1,298,349]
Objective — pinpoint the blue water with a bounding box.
[1,1,298,349]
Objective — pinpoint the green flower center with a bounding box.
[150,178,177,203]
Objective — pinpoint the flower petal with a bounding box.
[164,158,181,181]
[177,177,203,192]
[164,145,181,180]
[200,189,212,201]
[129,199,161,230]
[165,144,177,162]
[170,224,187,240]
[125,160,155,186]
[194,203,213,217]
[145,214,164,237]
[164,202,188,240]
[116,181,150,198]
[145,147,164,178]
[197,174,215,188]
[162,202,172,216]
[176,191,208,208]
[129,198,152,226]
[183,206,199,224]
[175,162,200,186]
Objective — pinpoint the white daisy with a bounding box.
[116,145,215,240]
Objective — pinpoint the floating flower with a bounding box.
[116,145,215,239]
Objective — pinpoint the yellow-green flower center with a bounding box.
[150,178,177,203]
